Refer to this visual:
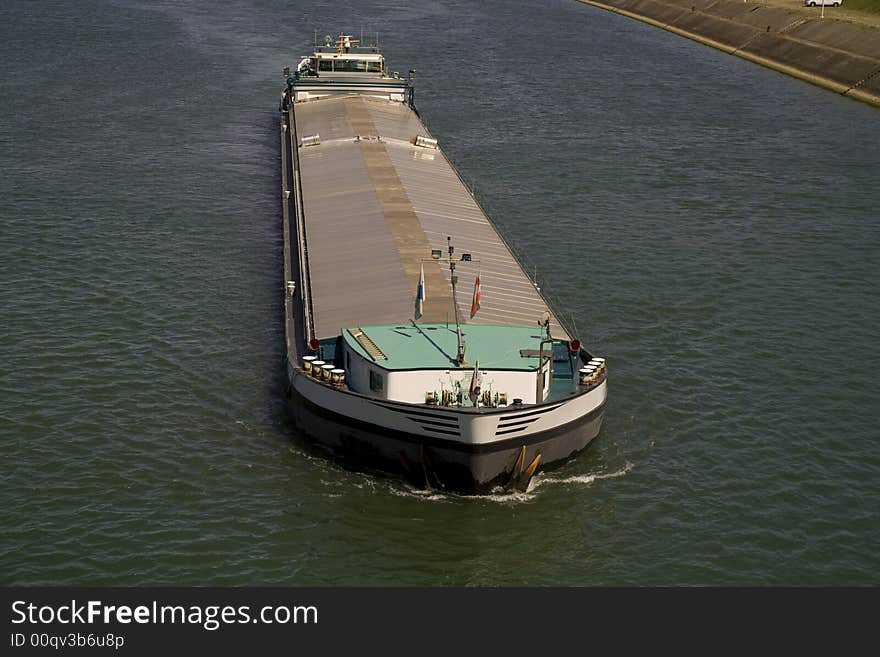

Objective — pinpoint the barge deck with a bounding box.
[284,93,569,343]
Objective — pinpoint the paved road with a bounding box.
[756,0,880,27]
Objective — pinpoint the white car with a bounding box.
[804,0,842,5]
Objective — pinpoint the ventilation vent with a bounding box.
[414,135,438,149]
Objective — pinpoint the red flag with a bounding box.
[470,272,481,318]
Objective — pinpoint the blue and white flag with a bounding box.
[415,263,426,320]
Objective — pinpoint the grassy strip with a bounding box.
[841,0,880,14]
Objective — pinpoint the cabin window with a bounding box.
[331,59,368,73]
[369,370,384,393]
[367,62,382,73]
[318,60,332,72]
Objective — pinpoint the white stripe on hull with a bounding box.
[290,363,607,449]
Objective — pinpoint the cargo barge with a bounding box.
[278,34,607,493]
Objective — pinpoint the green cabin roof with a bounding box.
[343,323,557,371]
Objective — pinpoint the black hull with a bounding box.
[286,386,605,495]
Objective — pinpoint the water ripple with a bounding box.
[2,0,879,586]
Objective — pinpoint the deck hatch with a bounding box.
[292,95,570,339]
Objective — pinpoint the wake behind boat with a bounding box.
[278,33,607,494]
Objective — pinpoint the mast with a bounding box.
[447,236,465,365]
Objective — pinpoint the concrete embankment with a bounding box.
[578,0,880,106]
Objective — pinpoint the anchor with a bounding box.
[419,445,444,490]
[507,446,542,492]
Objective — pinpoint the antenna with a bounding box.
[314,29,317,47]
[419,241,479,367]
[447,236,466,366]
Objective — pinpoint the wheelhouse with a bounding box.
[295,34,387,79]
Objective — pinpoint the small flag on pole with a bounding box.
[470,271,481,318]
[469,359,481,405]
[415,263,426,320]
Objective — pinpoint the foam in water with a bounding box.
[382,462,634,504]
[531,461,634,490]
